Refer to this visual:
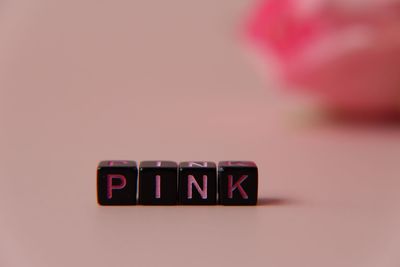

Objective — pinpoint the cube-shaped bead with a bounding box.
[218,161,258,205]
[138,161,178,205]
[97,160,138,205]
[178,161,217,205]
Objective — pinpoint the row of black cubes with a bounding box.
[97,161,258,205]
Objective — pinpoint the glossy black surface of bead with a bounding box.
[97,160,138,205]
[138,161,178,205]
[178,161,217,205]
[218,161,258,205]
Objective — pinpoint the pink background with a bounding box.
[1,1,400,266]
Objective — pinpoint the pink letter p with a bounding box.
[107,174,127,199]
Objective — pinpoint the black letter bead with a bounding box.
[218,161,258,205]
[138,161,178,205]
[178,161,217,205]
[97,160,138,205]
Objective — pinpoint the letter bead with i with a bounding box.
[178,161,217,205]
[218,161,258,205]
[138,161,178,205]
[97,161,138,205]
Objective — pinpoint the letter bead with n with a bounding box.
[178,161,217,205]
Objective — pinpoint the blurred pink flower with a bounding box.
[246,0,400,116]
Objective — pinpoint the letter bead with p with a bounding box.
[97,161,138,205]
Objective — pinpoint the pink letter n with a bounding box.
[188,175,208,199]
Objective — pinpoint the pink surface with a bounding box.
[1,1,400,267]
[246,0,400,113]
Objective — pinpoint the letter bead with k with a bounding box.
[218,161,258,205]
